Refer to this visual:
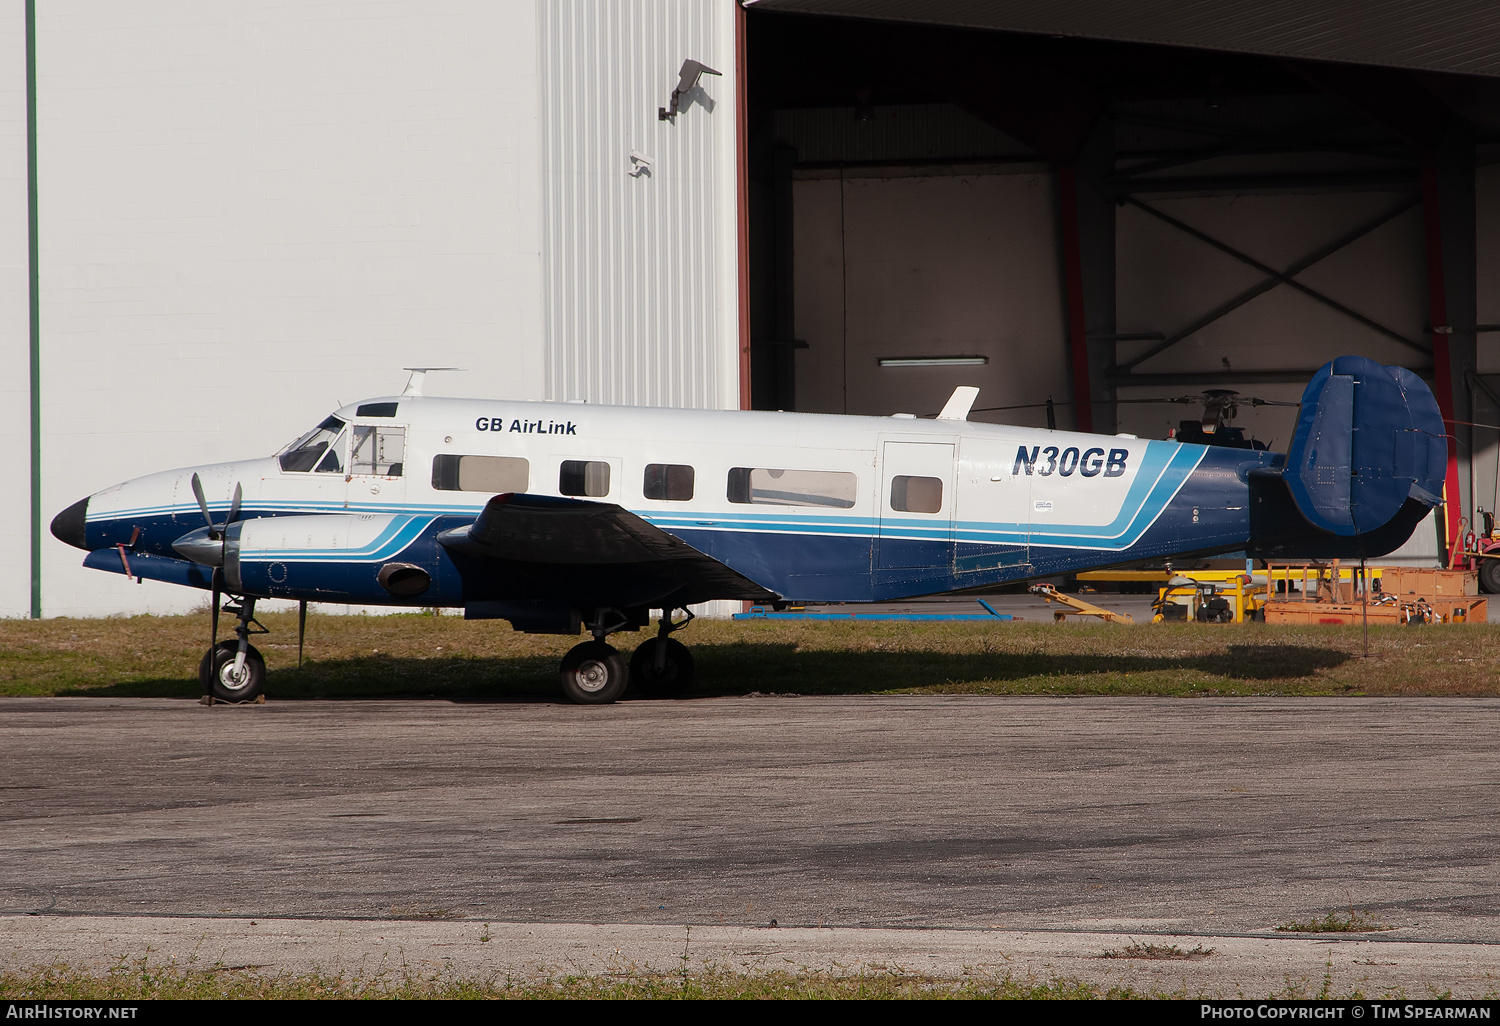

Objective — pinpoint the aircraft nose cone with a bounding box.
[50,498,89,550]
[172,526,223,567]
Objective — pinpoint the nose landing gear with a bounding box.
[200,590,269,703]
[201,638,266,702]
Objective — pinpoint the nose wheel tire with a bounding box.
[199,640,267,703]
[559,641,628,704]
[629,638,694,698]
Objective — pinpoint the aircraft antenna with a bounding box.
[936,386,980,421]
[401,367,463,397]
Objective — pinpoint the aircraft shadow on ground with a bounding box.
[57,642,1351,701]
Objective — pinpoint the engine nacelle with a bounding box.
[224,513,436,601]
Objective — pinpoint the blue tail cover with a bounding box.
[1284,356,1446,536]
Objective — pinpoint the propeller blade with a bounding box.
[227,482,243,526]
[190,473,218,540]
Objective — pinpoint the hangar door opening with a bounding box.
[742,7,1499,569]
[744,13,1068,428]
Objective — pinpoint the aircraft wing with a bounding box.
[436,493,778,605]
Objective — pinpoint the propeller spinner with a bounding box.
[172,473,243,567]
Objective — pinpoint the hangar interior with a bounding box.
[740,4,1500,557]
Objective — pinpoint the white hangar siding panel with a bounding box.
[26,1,547,617]
[540,0,738,411]
[0,3,29,618]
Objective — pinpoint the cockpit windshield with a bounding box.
[278,416,346,473]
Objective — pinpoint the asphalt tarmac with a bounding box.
[1,695,1496,944]
[7,918,1500,998]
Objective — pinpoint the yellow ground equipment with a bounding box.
[1150,573,1263,623]
[1075,566,1264,623]
[1027,583,1132,623]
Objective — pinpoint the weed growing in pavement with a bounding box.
[1099,942,1215,961]
[1276,908,1392,934]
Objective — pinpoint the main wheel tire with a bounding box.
[559,641,628,704]
[199,641,266,702]
[1480,557,1500,595]
[629,638,695,698]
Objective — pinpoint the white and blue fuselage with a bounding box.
[62,395,1274,607]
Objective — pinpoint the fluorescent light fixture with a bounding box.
[878,356,989,367]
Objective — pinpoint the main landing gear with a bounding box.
[558,608,696,705]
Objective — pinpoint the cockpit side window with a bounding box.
[314,435,344,474]
[279,416,346,473]
[351,425,406,477]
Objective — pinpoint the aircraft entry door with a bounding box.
[877,441,955,570]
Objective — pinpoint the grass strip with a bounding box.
[0,963,1125,1000]
[2,613,1498,699]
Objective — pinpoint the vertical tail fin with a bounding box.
[1249,357,1445,559]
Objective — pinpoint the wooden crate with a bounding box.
[1262,595,1487,625]
[1379,567,1477,599]
[1263,602,1400,626]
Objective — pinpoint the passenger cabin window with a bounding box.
[278,416,345,473]
[351,425,405,476]
[644,463,694,501]
[727,468,857,508]
[890,475,943,514]
[432,454,530,493]
[560,460,610,497]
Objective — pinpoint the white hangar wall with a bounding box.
[1,0,740,619]
[0,4,28,619]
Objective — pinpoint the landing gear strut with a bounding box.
[556,607,696,704]
[200,592,268,703]
[630,608,695,698]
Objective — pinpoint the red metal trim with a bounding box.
[115,543,135,583]
[1421,157,1463,561]
[1057,167,1093,433]
[734,2,752,411]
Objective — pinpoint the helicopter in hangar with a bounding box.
[52,356,1446,705]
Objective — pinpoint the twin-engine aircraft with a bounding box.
[52,356,1446,704]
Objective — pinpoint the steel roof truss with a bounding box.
[1119,195,1428,373]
